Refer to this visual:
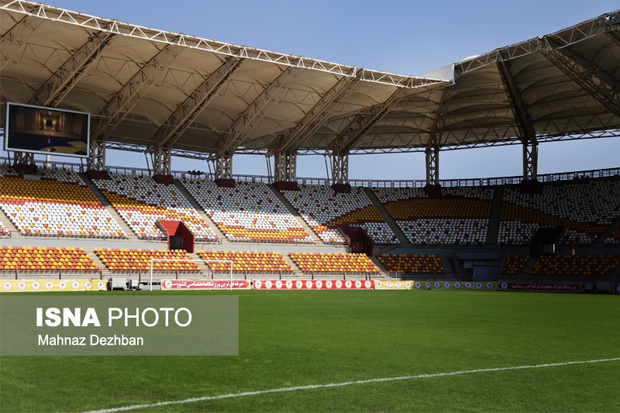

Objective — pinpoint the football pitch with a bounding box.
[1,289,619,412]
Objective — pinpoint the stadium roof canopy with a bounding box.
[1,1,619,163]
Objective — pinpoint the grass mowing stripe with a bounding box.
[84,356,620,413]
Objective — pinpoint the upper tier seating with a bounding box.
[374,187,493,245]
[501,255,530,274]
[196,250,293,273]
[0,166,125,238]
[0,246,99,272]
[530,255,620,277]
[281,185,398,244]
[92,173,216,241]
[289,252,380,274]
[499,180,620,245]
[94,248,200,272]
[376,254,445,273]
[180,179,313,243]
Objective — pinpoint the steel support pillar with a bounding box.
[215,154,233,181]
[331,152,349,185]
[150,146,172,177]
[87,140,106,171]
[12,151,34,166]
[542,38,620,117]
[273,151,297,183]
[30,30,115,107]
[424,86,452,196]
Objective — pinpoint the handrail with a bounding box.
[1,157,618,188]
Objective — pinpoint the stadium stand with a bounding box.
[0,166,125,238]
[289,252,380,274]
[94,248,200,272]
[499,179,620,245]
[281,185,398,244]
[376,254,445,274]
[501,255,530,274]
[196,250,293,273]
[529,255,620,277]
[91,173,216,241]
[374,186,493,245]
[0,246,99,272]
[180,178,313,243]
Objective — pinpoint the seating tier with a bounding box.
[180,179,312,243]
[0,167,125,238]
[196,250,293,273]
[282,185,397,244]
[499,180,620,245]
[94,248,200,272]
[374,187,493,245]
[0,246,98,272]
[530,255,620,276]
[376,254,444,273]
[92,173,215,241]
[501,255,530,274]
[289,252,380,274]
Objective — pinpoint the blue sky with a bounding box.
[5,0,620,180]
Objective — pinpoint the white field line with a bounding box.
[85,357,620,413]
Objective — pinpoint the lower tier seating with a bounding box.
[289,252,380,274]
[94,248,200,272]
[501,255,530,274]
[376,254,445,273]
[0,246,99,272]
[196,250,293,273]
[530,255,620,276]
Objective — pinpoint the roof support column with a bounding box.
[213,152,234,187]
[497,60,541,194]
[149,146,172,183]
[330,151,350,193]
[424,86,452,196]
[85,139,108,179]
[273,151,297,183]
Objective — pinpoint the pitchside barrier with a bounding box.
[2,279,108,292]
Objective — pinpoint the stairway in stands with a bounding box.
[81,173,136,238]
[485,187,503,244]
[173,179,228,243]
[268,185,322,243]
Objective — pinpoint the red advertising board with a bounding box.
[253,279,374,290]
[162,279,250,290]
[499,282,581,293]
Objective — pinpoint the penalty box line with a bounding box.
[85,357,620,413]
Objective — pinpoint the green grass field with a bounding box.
[1,290,619,412]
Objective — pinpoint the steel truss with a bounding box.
[497,60,538,181]
[91,44,179,142]
[425,86,453,186]
[542,37,620,118]
[0,14,41,71]
[30,29,115,107]
[151,56,241,148]
[455,10,620,75]
[1,0,430,87]
[273,151,297,183]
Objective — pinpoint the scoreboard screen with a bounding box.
[5,102,90,158]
